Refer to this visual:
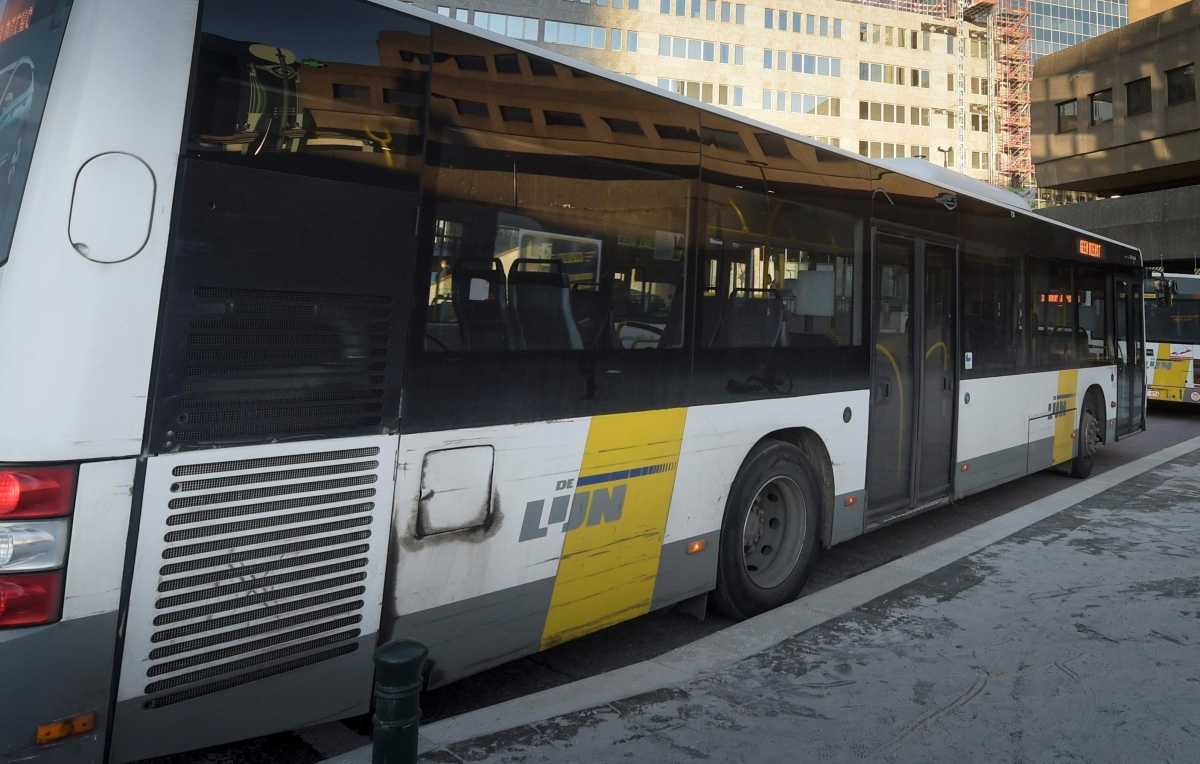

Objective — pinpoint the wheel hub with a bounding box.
[740,475,807,589]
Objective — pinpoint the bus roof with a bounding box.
[374,0,1141,263]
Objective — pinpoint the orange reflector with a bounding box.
[960,463,970,472]
[36,713,96,746]
[843,495,857,506]
[686,539,706,555]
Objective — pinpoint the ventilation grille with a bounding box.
[140,446,381,708]
[162,287,393,448]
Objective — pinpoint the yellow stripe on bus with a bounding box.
[1155,343,1191,389]
[1052,369,1079,465]
[540,408,687,649]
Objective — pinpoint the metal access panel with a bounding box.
[110,435,397,762]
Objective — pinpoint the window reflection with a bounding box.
[421,28,695,354]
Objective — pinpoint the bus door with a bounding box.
[867,230,957,521]
[1114,274,1146,436]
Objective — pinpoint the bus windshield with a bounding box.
[1145,275,1200,344]
[0,0,72,266]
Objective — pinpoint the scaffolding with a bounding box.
[840,0,1033,191]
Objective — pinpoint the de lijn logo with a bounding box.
[518,478,626,542]
[517,462,674,542]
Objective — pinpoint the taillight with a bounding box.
[0,465,75,628]
[0,572,64,627]
[0,466,76,519]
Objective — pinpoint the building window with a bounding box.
[1126,76,1152,116]
[1056,99,1078,132]
[721,1,731,21]
[454,8,468,22]
[332,83,370,102]
[945,33,954,54]
[1166,63,1196,106]
[437,5,450,16]
[833,19,842,38]
[707,0,716,20]
[947,72,954,91]
[764,8,773,28]
[763,48,773,69]
[859,22,867,42]
[735,4,744,24]
[733,85,743,106]
[478,12,540,41]
[734,45,743,65]
[1089,89,1113,124]
[629,31,638,51]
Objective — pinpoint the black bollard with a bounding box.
[372,640,428,764]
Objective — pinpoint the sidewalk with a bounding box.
[335,440,1200,763]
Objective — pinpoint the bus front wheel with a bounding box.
[712,440,820,620]
[1070,396,1103,479]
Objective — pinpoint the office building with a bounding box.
[1032,0,1199,266]
[1031,0,1129,59]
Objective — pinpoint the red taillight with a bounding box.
[0,466,76,519]
[0,571,64,627]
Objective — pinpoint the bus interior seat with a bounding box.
[508,258,584,351]
[451,258,510,351]
[713,289,787,348]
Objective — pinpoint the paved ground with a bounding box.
[140,407,1200,763]
[422,444,1200,763]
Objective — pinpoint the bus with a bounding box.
[1144,272,1200,404]
[0,1,1145,761]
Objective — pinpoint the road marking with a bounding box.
[322,433,1200,762]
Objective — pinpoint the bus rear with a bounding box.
[1145,272,1200,404]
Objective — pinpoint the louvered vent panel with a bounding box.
[136,446,382,709]
[161,287,393,448]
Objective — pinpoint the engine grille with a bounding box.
[133,445,385,709]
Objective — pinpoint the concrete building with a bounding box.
[1032,0,1199,265]
[419,0,1008,183]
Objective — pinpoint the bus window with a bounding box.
[1030,258,1077,366]
[0,0,73,265]
[1145,276,1200,343]
[421,29,691,356]
[960,251,1024,374]
[1075,266,1111,363]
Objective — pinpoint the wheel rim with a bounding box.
[740,475,807,589]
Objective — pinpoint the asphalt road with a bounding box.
[139,405,1200,763]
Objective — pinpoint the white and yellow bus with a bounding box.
[0,1,1145,761]
[1145,272,1200,404]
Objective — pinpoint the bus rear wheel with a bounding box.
[712,440,820,620]
[1070,398,1103,479]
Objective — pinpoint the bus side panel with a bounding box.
[110,435,397,763]
[956,365,1117,498]
[386,391,868,687]
[0,460,132,764]
[1146,342,1200,403]
[956,374,1037,497]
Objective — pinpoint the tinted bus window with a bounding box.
[0,0,73,265]
[422,28,695,354]
[1145,278,1200,343]
[149,0,431,449]
[1075,266,1111,362]
[1030,258,1077,366]
[960,251,1023,375]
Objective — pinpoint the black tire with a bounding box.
[1070,396,1103,479]
[712,440,821,620]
